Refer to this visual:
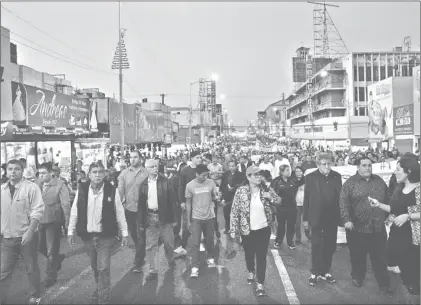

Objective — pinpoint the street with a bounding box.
[5,210,419,305]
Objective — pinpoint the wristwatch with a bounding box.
[408,212,412,222]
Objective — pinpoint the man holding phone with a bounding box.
[339,157,391,292]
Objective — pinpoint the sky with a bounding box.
[1,2,420,126]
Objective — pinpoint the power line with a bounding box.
[2,34,116,76]
[1,5,99,64]
[7,31,116,76]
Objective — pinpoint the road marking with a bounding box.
[271,249,300,305]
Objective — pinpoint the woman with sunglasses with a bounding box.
[229,165,282,297]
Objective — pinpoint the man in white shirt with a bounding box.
[67,162,129,305]
[137,159,176,281]
[274,153,291,179]
[259,155,275,179]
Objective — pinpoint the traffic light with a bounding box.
[333,121,338,131]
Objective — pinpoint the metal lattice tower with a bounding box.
[198,78,209,125]
[403,36,412,52]
[308,1,349,59]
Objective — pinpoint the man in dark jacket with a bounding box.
[220,160,245,233]
[303,152,342,287]
[138,159,177,281]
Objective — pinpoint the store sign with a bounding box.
[11,81,90,128]
[0,121,13,140]
[394,104,414,135]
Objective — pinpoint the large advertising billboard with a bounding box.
[109,101,135,144]
[367,78,394,141]
[11,81,90,129]
[393,104,413,135]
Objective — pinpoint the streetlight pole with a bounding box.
[118,2,124,150]
[188,82,193,154]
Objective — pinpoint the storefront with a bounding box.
[1,81,90,181]
[75,137,109,173]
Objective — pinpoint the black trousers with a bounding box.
[241,226,271,284]
[311,222,337,276]
[223,202,233,232]
[275,209,297,245]
[125,209,144,268]
[398,244,420,288]
[346,230,389,287]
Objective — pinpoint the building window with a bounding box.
[402,65,408,77]
[354,66,358,81]
[380,66,386,80]
[387,66,394,78]
[366,66,372,81]
[358,67,365,81]
[359,87,365,102]
[373,66,379,81]
[354,87,359,102]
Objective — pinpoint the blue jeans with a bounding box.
[38,222,62,282]
[173,206,190,249]
[83,235,115,304]
[190,218,215,268]
[0,234,41,303]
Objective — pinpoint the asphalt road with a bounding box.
[5,209,419,305]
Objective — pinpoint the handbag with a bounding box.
[408,183,420,245]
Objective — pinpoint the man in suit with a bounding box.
[303,152,342,287]
[138,159,176,281]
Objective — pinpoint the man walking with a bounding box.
[37,162,71,287]
[186,164,218,278]
[303,152,342,286]
[138,159,176,281]
[220,160,245,233]
[68,162,129,304]
[339,157,391,292]
[1,160,45,305]
[118,151,148,272]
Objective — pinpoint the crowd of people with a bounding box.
[1,142,420,305]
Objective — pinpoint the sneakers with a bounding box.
[273,242,281,249]
[190,267,199,278]
[174,247,187,257]
[207,258,216,268]
[270,234,276,240]
[288,243,296,250]
[387,266,401,274]
[200,243,205,252]
[309,274,317,286]
[318,273,336,283]
[256,283,266,297]
[247,272,255,284]
[28,298,41,305]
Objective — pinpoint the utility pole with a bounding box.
[111,2,130,150]
[188,85,193,155]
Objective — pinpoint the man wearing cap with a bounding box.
[137,159,176,280]
[177,151,203,255]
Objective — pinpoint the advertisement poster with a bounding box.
[394,104,414,135]
[367,79,394,141]
[11,81,90,128]
[109,101,135,144]
[90,98,109,124]
[135,105,161,143]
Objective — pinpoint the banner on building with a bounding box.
[109,101,135,144]
[0,121,13,141]
[394,104,414,135]
[11,81,90,129]
[135,105,165,143]
[367,78,394,141]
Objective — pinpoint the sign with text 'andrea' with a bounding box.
[12,81,90,128]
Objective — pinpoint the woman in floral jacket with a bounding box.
[230,165,282,297]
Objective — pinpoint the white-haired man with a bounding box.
[303,152,342,287]
[137,159,176,281]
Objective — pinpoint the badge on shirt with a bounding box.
[108,196,113,202]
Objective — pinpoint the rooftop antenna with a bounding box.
[307,1,349,59]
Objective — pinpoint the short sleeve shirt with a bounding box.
[185,179,216,220]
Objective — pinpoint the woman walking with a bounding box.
[229,166,282,297]
[370,156,420,295]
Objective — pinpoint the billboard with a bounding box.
[90,98,109,124]
[394,104,413,135]
[109,101,135,144]
[367,78,394,141]
[135,105,166,143]
[12,81,90,129]
[293,57,306,82]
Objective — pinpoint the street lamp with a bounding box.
[320,70,328,77]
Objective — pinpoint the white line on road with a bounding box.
[271,250,300,305]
